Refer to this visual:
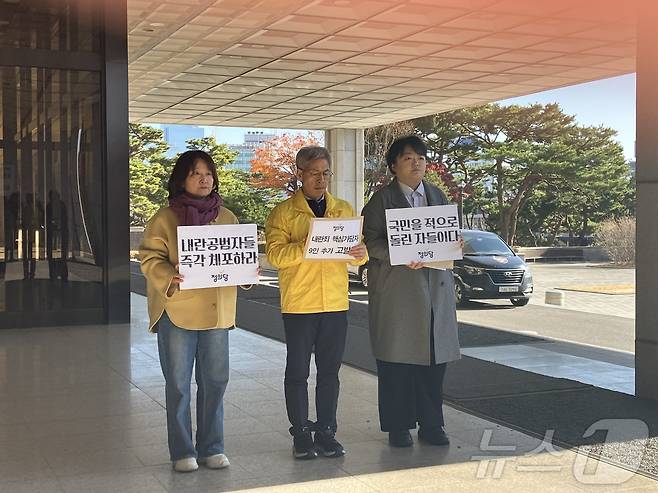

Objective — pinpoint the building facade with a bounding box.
[227,131,275,171]
[0,0,128,328]
[161,124,204,157]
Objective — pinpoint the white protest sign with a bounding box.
[304,217,363,260]
[385,204,462,266]
[177,223,259,289]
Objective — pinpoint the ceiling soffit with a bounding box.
[128,0,637,129]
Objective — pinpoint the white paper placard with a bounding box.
[304,217,363,260]
[385,204,463,266]
[177,224,259,289]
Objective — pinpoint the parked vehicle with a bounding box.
[351,229,533,307]
[453,229,533,307]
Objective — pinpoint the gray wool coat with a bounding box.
[362,178,461,366]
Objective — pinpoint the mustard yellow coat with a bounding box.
[140,206,239,332]
[265,190,367,314]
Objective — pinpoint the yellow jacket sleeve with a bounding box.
[265,205,305,269]
[140,212,177,300]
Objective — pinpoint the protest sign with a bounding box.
[304,217,363,260]
[385,204,462,266]
[177,223,259,289]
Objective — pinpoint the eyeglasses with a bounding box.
[304,170,334,180]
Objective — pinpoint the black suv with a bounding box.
[354,229,533,307]
[453,229,533,307]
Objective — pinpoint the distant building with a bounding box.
[161,124,204,157]
[227,131,275,171]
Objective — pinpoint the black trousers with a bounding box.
[283,311,347,433]
[376,359,447,432]
[376,310,447,432]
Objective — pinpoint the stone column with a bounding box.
[325,129,365,214]
[635,3,658,400]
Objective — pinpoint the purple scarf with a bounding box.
[169,191,223,226]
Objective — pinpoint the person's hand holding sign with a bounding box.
[348,243,367,260]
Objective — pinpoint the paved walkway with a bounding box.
[0,294,655,493]
[526,263,635,319]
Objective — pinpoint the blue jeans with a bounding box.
[157,312,230,461]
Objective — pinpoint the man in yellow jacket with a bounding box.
[266,146,367,460]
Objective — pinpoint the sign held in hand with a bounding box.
[177,224,259,289]
[385,204,462,266]
[304,217,363,260]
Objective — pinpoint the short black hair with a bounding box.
[386,135,427,175]
[167,150,219,200]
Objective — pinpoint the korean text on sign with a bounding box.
[177,223,259,289]
[304,217,363,260]
[385,204,462,266]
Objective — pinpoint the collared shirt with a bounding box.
[398,181,427,208]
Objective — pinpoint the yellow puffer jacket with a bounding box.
[265,190,367,314]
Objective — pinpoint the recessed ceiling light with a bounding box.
[149,22,165,27]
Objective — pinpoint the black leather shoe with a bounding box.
[388,430,413,447]
[418,427,450,446]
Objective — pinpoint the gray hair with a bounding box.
[295,146,332,169]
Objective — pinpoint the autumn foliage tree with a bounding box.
[250,133,320,195]
[364,120,415,200]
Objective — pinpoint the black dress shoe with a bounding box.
[388,430,413,447]
[418,427,450,446]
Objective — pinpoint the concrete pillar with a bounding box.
[635,4,658,400]
[325,128,365,214]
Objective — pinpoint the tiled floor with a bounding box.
[461,344,635,395]
[0,293,654,493]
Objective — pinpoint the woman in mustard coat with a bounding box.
[140,150,238,473]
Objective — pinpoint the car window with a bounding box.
[463,232,513,256]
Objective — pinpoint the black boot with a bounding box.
[290,426,318,460]
[314,427,345,457]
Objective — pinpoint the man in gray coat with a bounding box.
[362,135,461,448]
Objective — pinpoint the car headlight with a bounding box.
[464,265,485,275]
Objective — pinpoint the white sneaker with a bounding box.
[173,457,199,473]
[199,453,230,469]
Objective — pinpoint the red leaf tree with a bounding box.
[426,162,472,201]
[250,133,320,195]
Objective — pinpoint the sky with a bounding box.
[162,73,636,162]
[499,73,636,161]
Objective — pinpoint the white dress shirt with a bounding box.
[398,181,427,208]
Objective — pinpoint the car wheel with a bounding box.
[510,297,529,307]
[359,266,368,288]
[455,280,469,306]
